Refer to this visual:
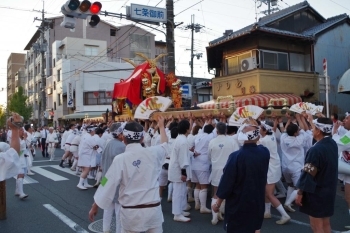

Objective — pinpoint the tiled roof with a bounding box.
[209,1,322,47]
[258,27,312,39]
[302,13,349,36]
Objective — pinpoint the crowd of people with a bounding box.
[1,110,350,233]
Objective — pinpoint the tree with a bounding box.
[0,106,6,128]
[7,86,33,121]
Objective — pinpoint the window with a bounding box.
[58,94,62,106]
[83,91,112,105]
[85,45,98,56]
[225,52,252,75]
[198,94,210,103]
[38,63,40,75]
[53,58,55,67]
[57,69,61,82]
[110,29,116,36]
[53,81,56,90]
[261,50,288,71]
[54,102,56,110]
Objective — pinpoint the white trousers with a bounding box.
[48,146,55,157]
[103,202,121,233]
[172,182,187,215]
[121,225,162,233]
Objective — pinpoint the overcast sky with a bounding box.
[0,0,349,106]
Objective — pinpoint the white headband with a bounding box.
[346,112,350,117]
[313,119,332,134]
[87,127,96,133]
[237,124,260,141]
[261,122,273,134]
[123,129,144,141]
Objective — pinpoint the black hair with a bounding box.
[69,124,75,129]
[170,127,178,139]
[169,122,178,131]
[316,118,333,136]
[216,122,226,135]
[95,128,104,135]
[177,120,190,134]
[192,125,202,136]
[203,124,214,134]
[332,113,338,120]
[76,126,81,131]
[226,126,238,135]
[24,124,31,131]
[286,123,299,136]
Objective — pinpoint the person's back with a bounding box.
[220,143,269,232]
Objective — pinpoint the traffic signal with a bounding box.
[60,0,102,29]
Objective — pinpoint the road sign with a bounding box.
[126,4,167,24]
[181,84,192,99]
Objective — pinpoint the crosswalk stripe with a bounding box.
[13,176,39,184]
[31,166,69,181]
[50,165,80,177]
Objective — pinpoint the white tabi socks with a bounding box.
[15,179,20,196]
[167,183,173,202]
[264,203,272,218]
[187,186,194,202]
[194,189,200,210]
[284,187,297,212]
[94,171,102,187]
[17,178,28,199]
[275,204,291,225]
[84,178,93,188]
[77,177,87,190]
[199,189,211,214]
[211,198,219,225]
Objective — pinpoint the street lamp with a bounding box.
[106,108,109,123]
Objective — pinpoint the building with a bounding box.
[155,40,168,74]
[14,68,26,93]
[48,37,133,127]
[23,16,157,125]
[7,53,25,102]
[204,1,350,115]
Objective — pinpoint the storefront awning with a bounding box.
[62,111,105,120]
[338,69,350,93]
[197,94,302,109]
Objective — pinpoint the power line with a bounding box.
[175,0,204,16]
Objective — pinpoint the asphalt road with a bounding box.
[1,147,350,233]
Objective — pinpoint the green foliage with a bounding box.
[7,86,33,121]
[0,106,6,128]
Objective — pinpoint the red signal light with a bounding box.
[90,2,102,14]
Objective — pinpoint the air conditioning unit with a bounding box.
[241,57,257,72]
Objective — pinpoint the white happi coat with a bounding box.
[333,127,350,182]
[259,134,282,184]
[192,130,216,172]
[78,133,98,167]
[47,132,58,148]
[69,134,81,154]
[94,142,168,232]
[19,139,28,170]
[208,135,240,186]
[0,145,20,181]
[169,134,191,182]
[61,129,72,150]
[280,129,310,173]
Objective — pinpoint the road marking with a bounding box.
[50,165,80,176]
[271,214,341,233]
[31,167,68,181]
[13,176,39,184]
[43,204,89,233]
[33,160,60,163]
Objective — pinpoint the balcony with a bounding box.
[212,69,318,101]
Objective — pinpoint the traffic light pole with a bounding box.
[190,15,194,85]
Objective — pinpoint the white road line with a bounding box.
[271,214,342,233]
[50,165,80,176]
[43,204,89,233]
[33,160,60,163]
[13,176,39,184]
[31,167,68,181]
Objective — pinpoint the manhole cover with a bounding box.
[88,217,116,233]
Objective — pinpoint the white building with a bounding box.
[47,37,134,127]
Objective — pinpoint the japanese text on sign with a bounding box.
[129,4,167,23]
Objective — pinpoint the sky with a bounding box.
[0,0,349,106]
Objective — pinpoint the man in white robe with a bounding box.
[47,127,59,161]
[59,124,75,168]
[89,117,168,233]
[209,122,239,224]
[169,119,192,222]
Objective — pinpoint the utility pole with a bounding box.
[258,0,279,15]
[166,0,175,74]
[34,2,49,126]
[186,15,204,85]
